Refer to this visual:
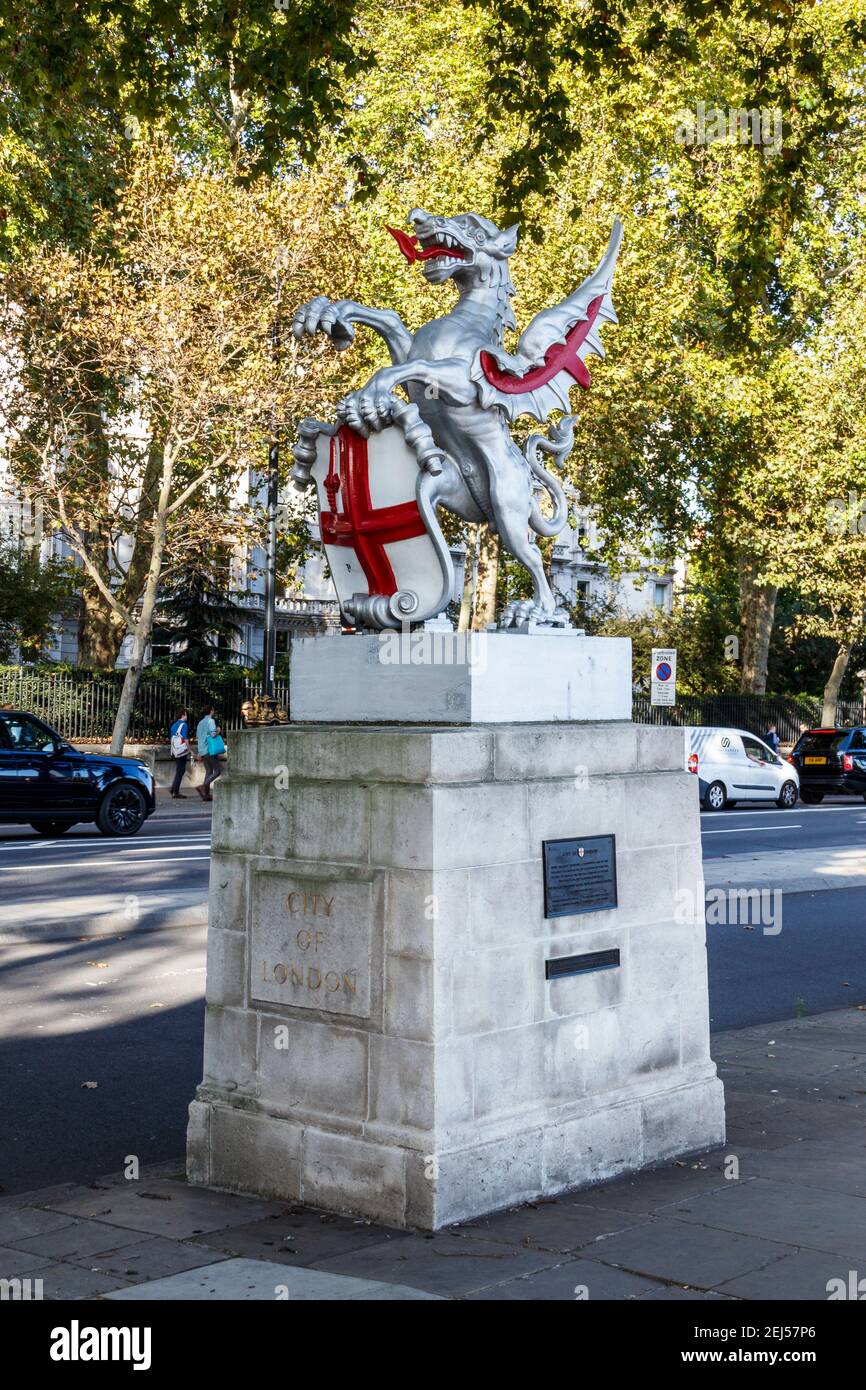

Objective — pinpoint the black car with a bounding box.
[0,710,155,836]
[788,726,866,804]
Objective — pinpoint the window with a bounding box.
[653,583,668,609]
[742,735,775,765]
[0,714,57,753]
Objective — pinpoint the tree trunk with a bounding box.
[109,463,171,753]
[738,555,777,694]
[458,525,478,633]
[110,629,147,755]
[472,526,500,630]
[821,639,853,726]
[78,586,126,668]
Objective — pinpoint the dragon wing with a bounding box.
[470,217,623,423]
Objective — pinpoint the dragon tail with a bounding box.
[524,414,575,537]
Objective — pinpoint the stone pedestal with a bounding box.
[187,718,725,1229]
[290,631,632,723]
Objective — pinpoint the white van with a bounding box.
[686,727,800,811]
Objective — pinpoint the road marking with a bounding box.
[699,807,860,818]
[0,854,211,870]
[0,834,211,853]
[703,824,803,835]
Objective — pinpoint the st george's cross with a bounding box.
[307,423,453,627]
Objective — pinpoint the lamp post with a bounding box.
[263,264,282,699]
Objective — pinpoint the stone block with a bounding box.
[202,1006,258,1095]
[451,943,545,1036]
[493,722,638,781]
[291,632,632,724]
[369,1036,434,1131]
[370,781,528,871]
[207,853,248,934]
[544,1101,643,1192]
[205,929,246,1008]
[256,1016,368,1122]
[474,1022,545,1121]
[209,1106,301,1202]
[301,1128,407,1227]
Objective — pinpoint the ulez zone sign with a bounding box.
[651,647,677,706]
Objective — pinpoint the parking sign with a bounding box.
[651,647,677,706]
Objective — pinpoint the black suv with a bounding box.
[788,726,866,804]
[0,710,155,836]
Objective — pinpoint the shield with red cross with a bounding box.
[309,423,450,625]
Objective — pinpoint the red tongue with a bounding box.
[386,225,420,263]
[386,225,465,263]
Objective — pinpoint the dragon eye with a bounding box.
[473,230,485,245]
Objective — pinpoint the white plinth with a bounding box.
[290,632,632,723]
[187,721,725,1229]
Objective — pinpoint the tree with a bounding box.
[153,550,246,669]
[0,145,314,749]
[0,539,74,662]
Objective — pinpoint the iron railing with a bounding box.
[632,693,862,743]
[0,668,290,742]
[1,666,861,745]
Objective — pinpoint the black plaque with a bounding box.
[542,834,617,918]
[546,948,620,980]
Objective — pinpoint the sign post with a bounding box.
[651,647,677,706]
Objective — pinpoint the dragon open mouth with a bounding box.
[386,225,466,265]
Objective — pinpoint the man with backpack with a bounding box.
[169,709,190,799]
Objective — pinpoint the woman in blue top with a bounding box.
[168,709,190,799]
[196,705,223,802]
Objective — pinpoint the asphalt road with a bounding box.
[1,796,865,1194]
[701,800,866,858]
[0,813,212,939]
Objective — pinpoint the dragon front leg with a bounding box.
[337,357,477,432]
[291,297,413,364]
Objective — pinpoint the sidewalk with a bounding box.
[2,1007,865,1301]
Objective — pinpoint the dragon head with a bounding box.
[387,209,519,286]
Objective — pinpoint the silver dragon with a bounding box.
[292,208,622,628]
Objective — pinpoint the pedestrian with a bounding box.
[764,723,780,755]
[168,708,190,799]
[196,705,224,802]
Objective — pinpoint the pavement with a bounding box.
[2,1005,865,1301]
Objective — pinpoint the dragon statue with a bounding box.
[291,209,622,631]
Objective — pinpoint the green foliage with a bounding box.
[0,542,75,662]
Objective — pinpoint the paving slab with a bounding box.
[667,1177,866,1259]
[716,1247,862,1301]
[105,1257,442,1301]
[310,1232,562,1297]
[584,1218,789,1289]
[34,1262,133,1300]
[44,1178,285,1239]
[734,1140,866,1198]
[11,1217,152,1260]
[198,1210,411,1266]
[462,1256,656,1301]
[565,1161,742,1216]
[0,1207,77,1244]
[69,1237,229,1281]
[0,1245,53,1278]
[450,1199,650,1253]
